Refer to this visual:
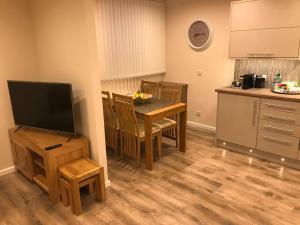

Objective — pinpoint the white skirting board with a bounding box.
[0,165,110,181]
[105,179,111,188]
[187,121,216,134]
[0,166,15,177]
[0,165,112,188]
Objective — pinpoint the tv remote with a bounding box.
[45,144,63,151]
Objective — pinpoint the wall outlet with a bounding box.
[196,71,203,77]
[196,111,201,117]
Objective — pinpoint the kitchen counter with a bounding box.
[215,87,300,103]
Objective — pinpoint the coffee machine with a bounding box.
[241,74,255,89]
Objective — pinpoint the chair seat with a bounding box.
[138,123,161,138]
[153,118,177,130]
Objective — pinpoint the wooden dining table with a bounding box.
[134,100,187,170]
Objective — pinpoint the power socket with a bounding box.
[196,71,203,77]
[196,111,201,117]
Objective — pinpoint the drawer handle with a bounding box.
[252,101,257,127]
[263,114,296,123]
[262,136,291,145]
[263,125,293,135]
[265,103,297,111]
[248,53,274,57]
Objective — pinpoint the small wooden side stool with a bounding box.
[59,159,106,215]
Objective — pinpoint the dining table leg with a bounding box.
[179,107,187,153]
[144,115,153,170]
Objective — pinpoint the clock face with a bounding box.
[188,20,213,50]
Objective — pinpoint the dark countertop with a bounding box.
[134,99,174,114]
[215,87,300,102]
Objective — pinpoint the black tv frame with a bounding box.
[7,80,77,135]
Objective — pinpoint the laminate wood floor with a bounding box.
[1,129,300,225]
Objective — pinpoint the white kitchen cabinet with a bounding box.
[257,128,299,159]
[229,28,300,58]
[231,0,300,31]
[229,0,300,58]
[216,88,300,166]
[217,93,260,148]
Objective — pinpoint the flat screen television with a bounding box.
[7,81,77,134]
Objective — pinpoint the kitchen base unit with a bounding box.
[216,87,300,169]
[216,139,300,170]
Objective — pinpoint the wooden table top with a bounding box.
[215,87,300,102]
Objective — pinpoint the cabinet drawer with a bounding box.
[261,99,300,114]
[256,130,299,159]
[259,119,300,137]
[260,108,300,125]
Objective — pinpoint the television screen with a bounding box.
[7,81,76,134]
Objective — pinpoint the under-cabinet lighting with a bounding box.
[281,158,285,162]
[248,157,253,164]
[222,142,226,146]
[279,166,284,178]
[222,150,226,158]
[249,149,253,153]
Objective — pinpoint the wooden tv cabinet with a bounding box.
[8,127,90,204]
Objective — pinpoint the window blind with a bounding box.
[96,0,166,80]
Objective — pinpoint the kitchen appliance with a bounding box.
[232,80,242,88]
[242,74,254,89]
[254,75,265,88]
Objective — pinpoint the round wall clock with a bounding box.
[187,19,214,51]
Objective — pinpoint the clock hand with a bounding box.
[194,33,207,37]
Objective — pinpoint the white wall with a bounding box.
[165,0,235,129]
[31,0,108,180]
[0,0,38,173]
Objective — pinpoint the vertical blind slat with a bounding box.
[97,0,166,80]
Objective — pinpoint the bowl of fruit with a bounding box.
[272,81,300,95]
[129,91,153,104]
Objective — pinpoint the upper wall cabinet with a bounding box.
[230,27,300,58]
[230,0,300,58]
[231,0,300,31]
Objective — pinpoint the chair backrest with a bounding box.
[112,93,140,137]
[102,91,119,152]
[160,83,182,104]
[141,80,160,99]
[102,91,118,129]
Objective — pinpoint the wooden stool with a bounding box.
[59,159,106,215]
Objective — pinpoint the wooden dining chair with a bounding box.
[153,83,182,148]
[112,93,162,163]
[102,91,119,156]
[141,80,160,99]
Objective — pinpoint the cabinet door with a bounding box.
[229,28,300,58]
[13,142,33,180]
[231,0,300,31]
[217,93,260,148]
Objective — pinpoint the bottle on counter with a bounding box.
[272,73,282,92]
